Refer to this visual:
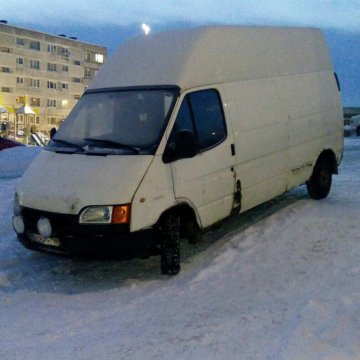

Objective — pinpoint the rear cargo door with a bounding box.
[167,89,236,228]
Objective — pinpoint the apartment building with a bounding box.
[0,21,106,138]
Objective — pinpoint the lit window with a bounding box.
[31,98,40,106]
[62,100,68,107]
[95,53,104,63]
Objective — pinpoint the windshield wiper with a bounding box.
[84,138,140,154]
[49,138,84,151]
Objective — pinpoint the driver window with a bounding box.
[169,89,226,151]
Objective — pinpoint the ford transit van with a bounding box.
[13,26,343,275]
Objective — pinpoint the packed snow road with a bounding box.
[0,138,360,359]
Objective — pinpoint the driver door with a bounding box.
[166,89,236,228]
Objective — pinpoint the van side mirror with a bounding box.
[163,130,197,163]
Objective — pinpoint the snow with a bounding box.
[1,139,360,359]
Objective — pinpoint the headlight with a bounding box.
[13,193,22,216]
[79,204,130,224]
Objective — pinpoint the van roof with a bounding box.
[89,26,332,91]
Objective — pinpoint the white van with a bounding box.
[13,26,343,275]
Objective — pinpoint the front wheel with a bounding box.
[160,213,181,276]
[306,158,332,199]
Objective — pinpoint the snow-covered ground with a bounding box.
[1,139,360,360]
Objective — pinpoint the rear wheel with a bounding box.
[306,158,332,199]
[160,213,181,276]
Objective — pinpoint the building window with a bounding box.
[95,53,104,63]
[1,67,11,73]
[35,116,40,125]
[74,60,81,66]
[61,48,70,57]
[30,60,40,70]
[16,37,25,46]
[30,98,40,107]
[62,83,69,90]
[0,46,10,53]
[84,68,92,78]
[74,95,81,100]
[30,78,40,88]
[16,96,25,104]
[1,87,11,93]
[30,41,40,51]
[47,63,57,72]
[16,57,24,65]
[47,117,58,125]
[85,52,91,61]
[62,100,68,108]
[62,65,69,72]
[16,77,24,85]
[47,99,57,107]
[47,81,57,90]
[47,44,57,53]
[72,77,82,83]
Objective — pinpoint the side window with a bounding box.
[189,90,226,151]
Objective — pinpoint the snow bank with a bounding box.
[1,138,360,360]
[0,146,41,179]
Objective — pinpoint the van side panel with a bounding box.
[223,79,289,212]
[279,71,343,188]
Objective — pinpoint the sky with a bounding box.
[2,0,360,105]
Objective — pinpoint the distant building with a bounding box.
[0,21,106,137]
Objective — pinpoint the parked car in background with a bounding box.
[0,137,25,151]
[350,114,360,136]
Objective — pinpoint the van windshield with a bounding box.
[48,87,179,155]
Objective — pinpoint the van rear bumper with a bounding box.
[15,207,158,258]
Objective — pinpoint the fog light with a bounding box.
[13,216,25,234]
[37,217,52,238]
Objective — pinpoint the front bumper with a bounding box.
[15,207,157,257]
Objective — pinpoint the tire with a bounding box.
[306,158,332,200]
[185,219,202,244]
[160,213,181,276]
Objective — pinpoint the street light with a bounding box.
[141,23,151,35]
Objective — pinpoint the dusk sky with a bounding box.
[2,0,360,105]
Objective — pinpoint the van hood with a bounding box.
[16,150,153,214]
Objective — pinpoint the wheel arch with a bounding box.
[156,202,202,235]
